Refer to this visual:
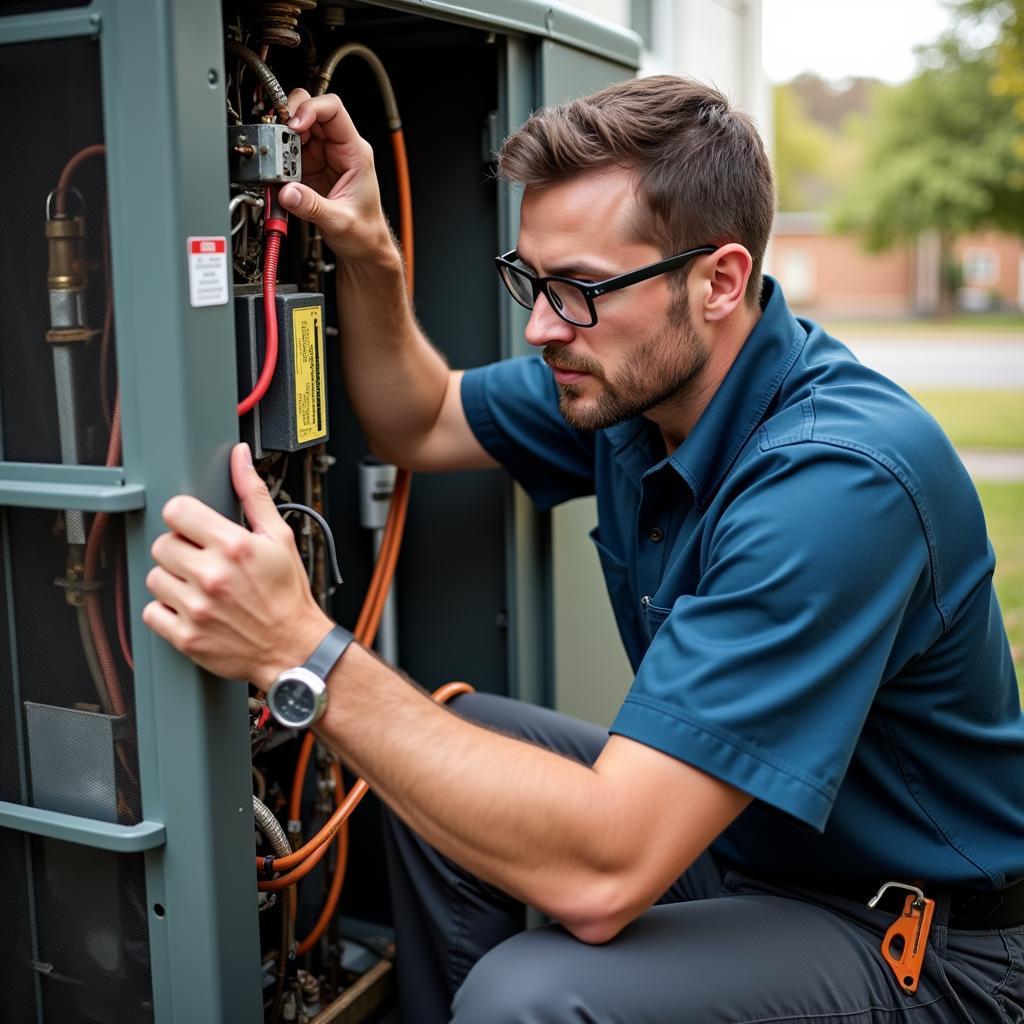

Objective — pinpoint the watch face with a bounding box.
[268,668,327,728]
[274,679,316,723]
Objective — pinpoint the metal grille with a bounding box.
[1,508,140,823]
[0,827,154,1024]
[0,828,38,1022]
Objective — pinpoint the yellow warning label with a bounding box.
[292,305,327,444]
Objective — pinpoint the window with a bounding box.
[778,249,816,305]
[962,249,998,287]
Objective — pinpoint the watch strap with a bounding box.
[303,624,354,680]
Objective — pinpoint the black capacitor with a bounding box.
[235,284,329,456]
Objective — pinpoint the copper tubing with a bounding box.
[83,398,127,718]
[389,130,414,297]
[54,144,105,217]
[295,760,348,955]
[258,680,473,893]
[226,39,291,123]
[261,469,411,881]
[115,542,133,671]
[264,45,419,943]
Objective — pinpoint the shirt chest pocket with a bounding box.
[588,527,649,670]
[641,595,673,642]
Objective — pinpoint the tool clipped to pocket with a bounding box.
[868,882,936,994]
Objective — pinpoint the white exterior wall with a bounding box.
[547,0,770,726]
[566,0,770,135]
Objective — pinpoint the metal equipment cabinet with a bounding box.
[0,1,638,1020]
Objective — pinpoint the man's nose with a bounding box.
[523,292,576,349]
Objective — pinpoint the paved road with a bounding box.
[835,331,1024,481]
[842,334,1024,389]
[958,449,1024,483]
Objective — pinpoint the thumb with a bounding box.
[231,443,283,536]
[279,182,337,232]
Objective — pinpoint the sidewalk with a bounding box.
[959,449,1024,483]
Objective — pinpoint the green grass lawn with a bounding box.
[976,483,1024,689]
[823,313,1024,334]
[911,390,1024,449]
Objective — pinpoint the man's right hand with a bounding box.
[279,88,394,263]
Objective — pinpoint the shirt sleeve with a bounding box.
[611,441,935,830]
[461,356,596,510]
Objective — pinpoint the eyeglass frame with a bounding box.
[494,244,718,328]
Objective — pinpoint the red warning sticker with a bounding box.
[187,235,229,307]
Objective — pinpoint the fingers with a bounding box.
[230,443,289,539]
[287,92,364,150]
[150,531,203,582]
[161,492,239,549]
[141,598,182,647]
[145,564,191,614]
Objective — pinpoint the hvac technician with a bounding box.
[144,76,1024,1022]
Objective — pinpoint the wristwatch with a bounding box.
[266,624,354,729]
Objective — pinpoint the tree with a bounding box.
[773,76,874,211]
[773,84,832,210]
[832,35,1023,313]
[951,0,1024,150]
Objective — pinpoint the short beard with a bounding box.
[548,296,709,431]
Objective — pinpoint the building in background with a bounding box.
[773,216,1024,320]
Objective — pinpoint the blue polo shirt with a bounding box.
[462,277,1024,888]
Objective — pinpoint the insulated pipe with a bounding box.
[314,44,414,291]
[315,44,400,129]
[255,795,292,857]
[225,39,291,123]
[255,794,295,1023]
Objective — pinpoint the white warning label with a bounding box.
[187,236,229,307]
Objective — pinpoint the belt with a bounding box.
[801,875,1024,930]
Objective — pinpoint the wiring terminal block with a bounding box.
[229,124,301,184]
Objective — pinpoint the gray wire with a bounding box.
[277,503,343,585]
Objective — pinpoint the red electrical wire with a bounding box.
[237,187,286,416]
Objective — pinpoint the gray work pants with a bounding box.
[381,693,1024,1023]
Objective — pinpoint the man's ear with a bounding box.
[694,244,753,323]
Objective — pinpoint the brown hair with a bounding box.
[497,75,775,304]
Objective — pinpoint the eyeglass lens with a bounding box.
[500,264,591,325]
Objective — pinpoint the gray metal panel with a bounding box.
[535,39,638,724]
[26,702,123,822]
[498,35,552,709]
[95,0,263,1020]
[0,801,165,852]
[0,8,98,45]
[0,463,145,511]
[361,0,640,68]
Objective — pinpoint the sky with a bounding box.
[761,0,956,83]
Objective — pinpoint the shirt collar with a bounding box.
[603,277,808,503]
[670,277,807,506]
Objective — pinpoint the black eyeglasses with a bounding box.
[494,245,717,328]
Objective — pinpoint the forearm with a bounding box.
[317,643,640,938]
[333,236,454,466]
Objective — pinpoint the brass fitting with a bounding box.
[46,215,88,293]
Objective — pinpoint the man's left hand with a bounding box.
[143,443,334,690]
